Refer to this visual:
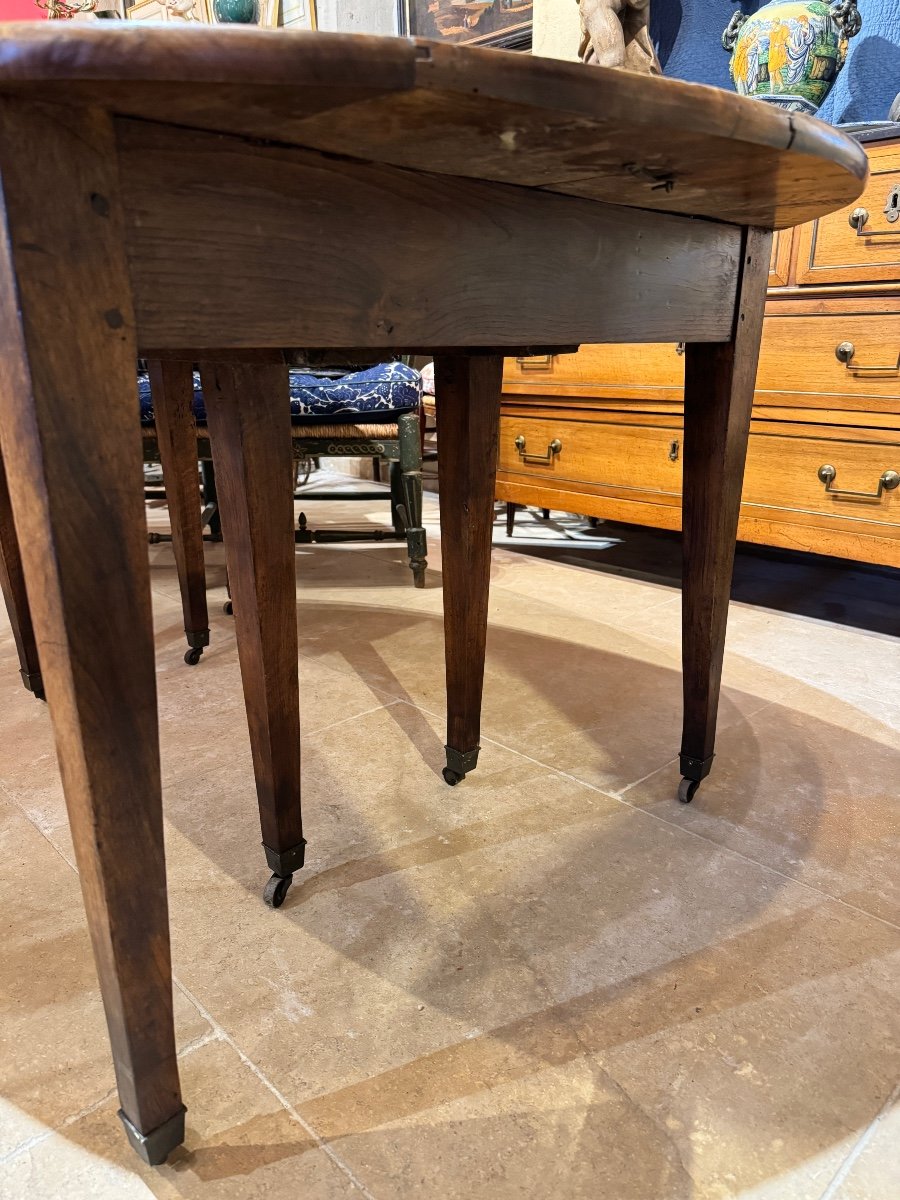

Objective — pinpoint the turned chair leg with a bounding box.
[505,502,517,538]
[398,408,427,588]
[200,460,222,540]
[435,354,503,785]
[0,100,183,1164]
[148,359,210,666]
[201,361,304,908]
[0,451,44,699]
[679,228,772,804]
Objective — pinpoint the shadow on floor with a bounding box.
[499,512,900,639]
[149,592,900,1197]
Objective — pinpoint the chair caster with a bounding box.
[442,767,464,786]
[677,778,700,804]
[184,646,203,666]
[223,600,233,616]
[263,872,293,908]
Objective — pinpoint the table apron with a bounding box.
[116,118,742,353]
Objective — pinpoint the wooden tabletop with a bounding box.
[0,24,867,230]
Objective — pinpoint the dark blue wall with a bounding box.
[650,1,900,125]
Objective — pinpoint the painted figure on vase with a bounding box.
[723,0,862,117]
[578,0,660,75]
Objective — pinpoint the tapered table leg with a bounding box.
[679,227,772,803]
[201,361,304,908]
[435,354,503,785]
[0,451,43,699]
[148,359,210,665]
[0,101,183,1163]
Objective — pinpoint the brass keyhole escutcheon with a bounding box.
[885,184,900,224]
[668,439,680,462]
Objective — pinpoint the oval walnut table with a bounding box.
[0,24,867,1166]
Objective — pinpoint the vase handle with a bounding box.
[831,0,862,39]
[722,11,747,53]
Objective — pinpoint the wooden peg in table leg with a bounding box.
[434,353,503,785]
[147,359,210,666]
[679,227,773,804]
[200,361,305,908]
[0,99,183,1164]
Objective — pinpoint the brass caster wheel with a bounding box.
[184,647,203,666]
[442,767,463,786]
[263,872,293,908]
[678,778,700,804]
[223,600,233,616]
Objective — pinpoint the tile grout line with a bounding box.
[1,779,78,874]
[6,690,899,938]
[176,1026,223,1060]
[161,698,402,791]
[170,976,380,1200]
[388,702,900,935]
[0,1083,119,1167]
[610,696,778,801]
[304,697,403,740]
[0,1030,226,1170]
[817,1078,900,1200]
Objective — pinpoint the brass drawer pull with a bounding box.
[848,189,900,238]
[835,341,900,374]
[817,464,900,500]
[515,354,554,372]
[514,435,561,465]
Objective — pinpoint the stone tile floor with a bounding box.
[1,476,898,1199]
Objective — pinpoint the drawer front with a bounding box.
[744,431,900,525]
[498,414,683,499]
[504,343,685,401]
[769,227,793,288]
[795,144,900,285]
[508,313,900,416]
[499,413,900,531]
[755,313,900,414]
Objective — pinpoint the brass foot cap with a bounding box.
[118,1105,186,1167]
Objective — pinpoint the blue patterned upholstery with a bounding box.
[653,2,900,126]
[139,362,421,427]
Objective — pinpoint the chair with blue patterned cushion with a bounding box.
[141,357,426,577]
[0,358,427,700]
[280,362,427,587]
[139,358,427,637]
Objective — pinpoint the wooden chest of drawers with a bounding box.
[496,134,900,569]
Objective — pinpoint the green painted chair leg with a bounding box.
[398,409,427,588]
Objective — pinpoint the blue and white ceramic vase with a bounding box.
[722,0,862,116]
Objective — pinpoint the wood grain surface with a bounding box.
[0,99,182,1137]
[680,228,773,770]
[201,361,305,862]
[147,359,209,647]
[0,450,42,694]
[435,354,504,758]
[118,119,742,351]
[0,24,867,230]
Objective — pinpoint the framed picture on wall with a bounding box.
[126,0,295,25]
[399,0,531,50]
[127,0,210,20]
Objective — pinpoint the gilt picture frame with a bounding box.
[399,0,532,50]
